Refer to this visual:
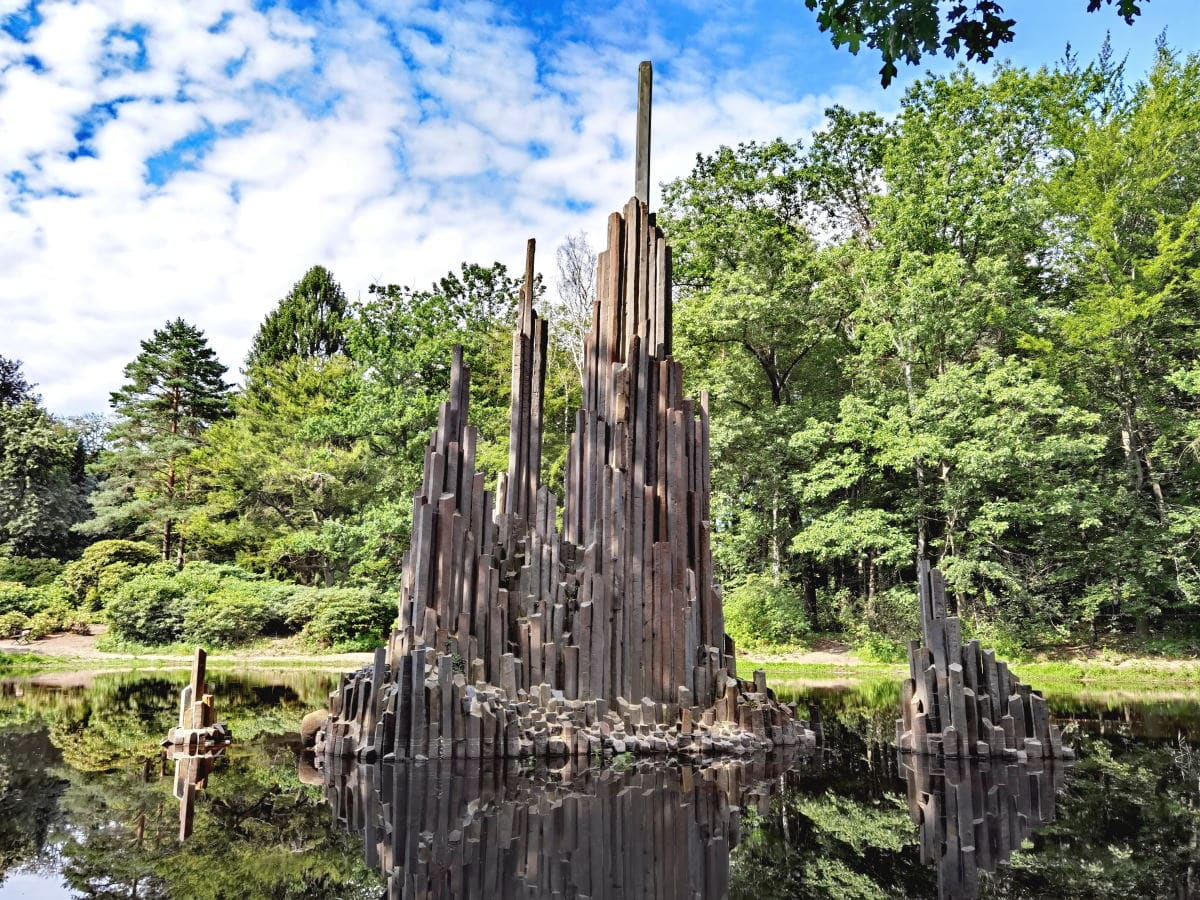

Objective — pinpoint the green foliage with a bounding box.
[0,398,91,556]
[0,554,63,586]
[26,607,64,640]
[182,585,269,647]
[803,0,1145,86]
[105,569,190,645]
[724,575,810,648]
[79,318,233,563]
[663,47,1200,651]
[301,588,395,650]
[58,539,157,608]
[246,264,350,373]
[0,610,28,637]
[0,580,35,615]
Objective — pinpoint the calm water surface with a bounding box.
[0,669,1195,898]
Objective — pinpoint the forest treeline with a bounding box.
[1,46,1197,654]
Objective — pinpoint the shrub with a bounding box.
[106,572,190,645]
[0,582,36,616]
[0,611,28,638]
[723,574,810,649]
[0,555,63,587]
[25,608,64,640]
[281,585,325,632]
[175,561,257,596]
[302,588,396,650]
[60,540,158,608]
[26,581,74,613]
[182,586,269,647]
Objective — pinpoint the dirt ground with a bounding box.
[0,626,374,668]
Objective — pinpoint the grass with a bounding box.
[742,655,1200,692]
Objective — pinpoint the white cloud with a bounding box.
[0,0,883,414]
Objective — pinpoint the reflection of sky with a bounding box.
[2,0,1198,415]
[0,870,77,899]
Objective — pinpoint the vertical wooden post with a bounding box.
[635,61,652,205]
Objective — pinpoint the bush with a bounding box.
[723,575,810,649]
[0,555,63,587]
[0,582,36,616]
[61,540,158,608]
[106,572,190,645]
[26,606,65,640]
[26,581,74,613]
[182,586,269,647]
[0,611,27,638]
[302,588,396,650]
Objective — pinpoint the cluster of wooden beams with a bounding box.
[322,751,801,900]
[897,562,1072,760]
[315,59,809,761]
[315,196,809,761]
[901,751,1071,898]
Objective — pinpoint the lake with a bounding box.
[0,669,1195,898]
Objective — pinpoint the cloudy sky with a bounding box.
[2,0,1196,415]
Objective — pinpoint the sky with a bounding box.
[1,0,1197,416]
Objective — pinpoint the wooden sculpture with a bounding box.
[162,648,232,839]
[896,561,1073,760]
[313,62,812,761]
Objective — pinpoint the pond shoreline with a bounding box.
[5,630,1200,690]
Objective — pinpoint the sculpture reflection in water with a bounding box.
[900,752,1072,899]
[315,749,809,899]
[161,648,233,840]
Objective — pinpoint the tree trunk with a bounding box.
[804,561,820,632]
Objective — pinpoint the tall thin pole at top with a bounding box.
[635,61,652,205]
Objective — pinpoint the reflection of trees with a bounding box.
[53,746,381,899]
[0,671,382,899]
[0,670,336,772]
[978,736,1200,898]
[0,728,67,882]
[730,724,931,899]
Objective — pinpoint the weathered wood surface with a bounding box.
[314,62,810,763]
[897,561,1073,761]
[164,647,232,840]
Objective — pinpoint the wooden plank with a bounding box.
[635,61,652,204]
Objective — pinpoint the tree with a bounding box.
[0,357,91,557]
[662,138,852,628]
[193,355,374,585]
[245,265,350,373]
[80,319,232,564]
[803,0,1146,86]
[0,401,91,557]
[0,354,35,406]
[1043,45,1200,631]
[549,232,597,382]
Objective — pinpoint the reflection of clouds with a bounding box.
[900,752,1072,900]
[317,750,810,899]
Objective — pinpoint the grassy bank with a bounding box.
[744,654,1200,691]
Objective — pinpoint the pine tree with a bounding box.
[80,319,232,563]
[245,265,349,373]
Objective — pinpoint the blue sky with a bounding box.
[0,0,1195,415]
